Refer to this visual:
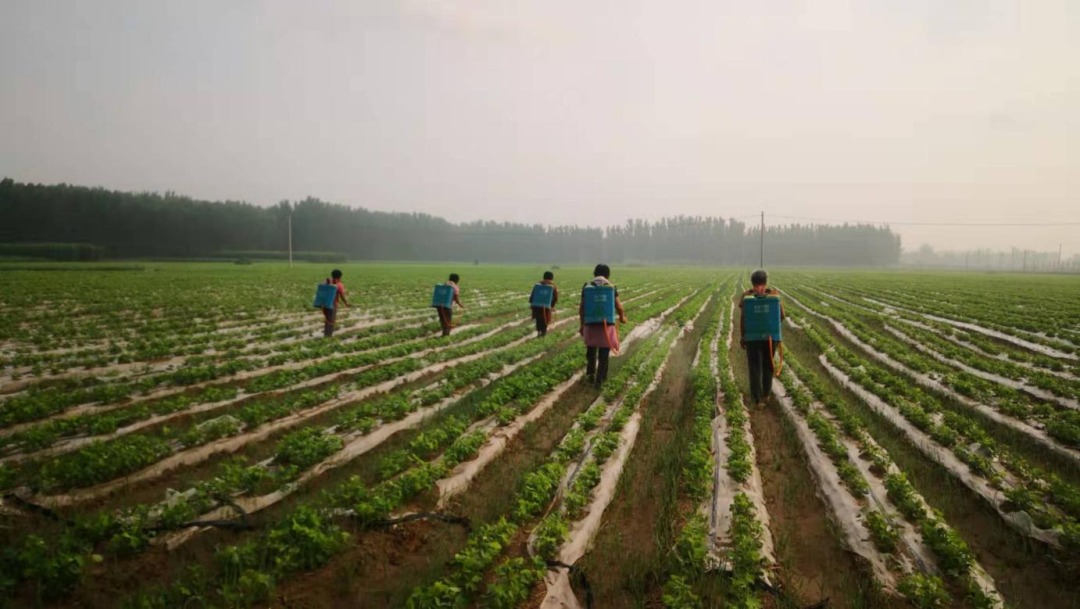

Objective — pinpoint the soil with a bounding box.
[571,307,705,608]
[731,331,892,609]
[266,357,607,608]
[783,322,1080,609]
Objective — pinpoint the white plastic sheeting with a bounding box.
[538,297,710,609]
[821,354,1062,549]
[785,293,1080,467]
[708,301,776,571]
[882,325,1079,411]
[28,325,564,508]
[859,296,1077,361]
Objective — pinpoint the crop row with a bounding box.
[777,358,1000,607]
[782,286,1080,452]
[792,311,1080,553]
[118,298,685,608]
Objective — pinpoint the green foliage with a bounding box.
[729,493,764,609]
[483,556,546,609]
[534,514,569,561]
[898,574,951,609]
[273,427,344,469]
[661,575,701,608]
[863,509,898,554]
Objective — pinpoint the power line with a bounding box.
[767,214,1080,227]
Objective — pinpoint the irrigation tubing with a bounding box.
[367,512,472,531]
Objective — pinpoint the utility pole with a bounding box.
[759,211,764,269]
[288,213,293,269]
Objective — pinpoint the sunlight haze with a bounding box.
[2,0,1077,254]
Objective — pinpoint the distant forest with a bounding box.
[0,179,901,265]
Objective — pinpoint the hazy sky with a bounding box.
[2,1,1078,255]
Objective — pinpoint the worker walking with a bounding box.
[319,269,350,338]
[433,273,465,337]
[529,271,559,337]
[739,269,785,405]
[580,264,627,388]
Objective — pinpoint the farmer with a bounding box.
[739,269,786,404]
[436,273,465,337]
[579,264,627,388]
[529,271,559,337]
[323,269,350,338]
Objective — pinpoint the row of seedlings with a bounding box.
[708,292,775,608]
[7,314,583,504]
[659,282,728,607]
[0,291,536,432]
[523,287,716,607]
[120,308,681,608]
[400,285,709,607]
[0,285,683,604]
[780,286,1080,460]
[408,327,676,607]
[774,355,1002,607]
[791,312,1080,555]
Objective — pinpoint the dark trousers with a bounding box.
[436,306,453,336]
[533,307,550,336]
[586,347,610,386]
[746,340,777,403]
[323,307,337,337]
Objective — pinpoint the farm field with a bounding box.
[0,263,1078,608]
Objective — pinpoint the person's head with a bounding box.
[331,269,343,281]
[750,269,768,295]
[543,271,554,281]
[593,264,611,279]
[449,273,460,284]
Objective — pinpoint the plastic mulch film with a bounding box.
[707,301,776,576]
[785,293,1080,467]
[539,299,709,609]
[821,354,1063,549]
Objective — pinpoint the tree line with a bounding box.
[0,178,901,265]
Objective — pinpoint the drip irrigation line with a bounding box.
[368,512,472,531]
[4,491,64,521]
[147,519,256,532]
[2,491,255,532]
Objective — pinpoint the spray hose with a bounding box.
[768,335,784,377]
[602,317,621,355]
[437,306,457,329]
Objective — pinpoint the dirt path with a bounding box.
[267,377,605,608]
[572,306,704,607]
[729,330,886,609]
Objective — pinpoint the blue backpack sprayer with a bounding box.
[530,283,556,325]
[582,284,619,354]
[432,284,456,328]
[313,281,339,329]
[742,293,783,376]
[313,283,338,309]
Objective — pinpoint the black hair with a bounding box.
[751,269,768,286]
[449,273,460,283]
[331,269,343,279]
[543,271,554,280]
[592,264,611,279]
